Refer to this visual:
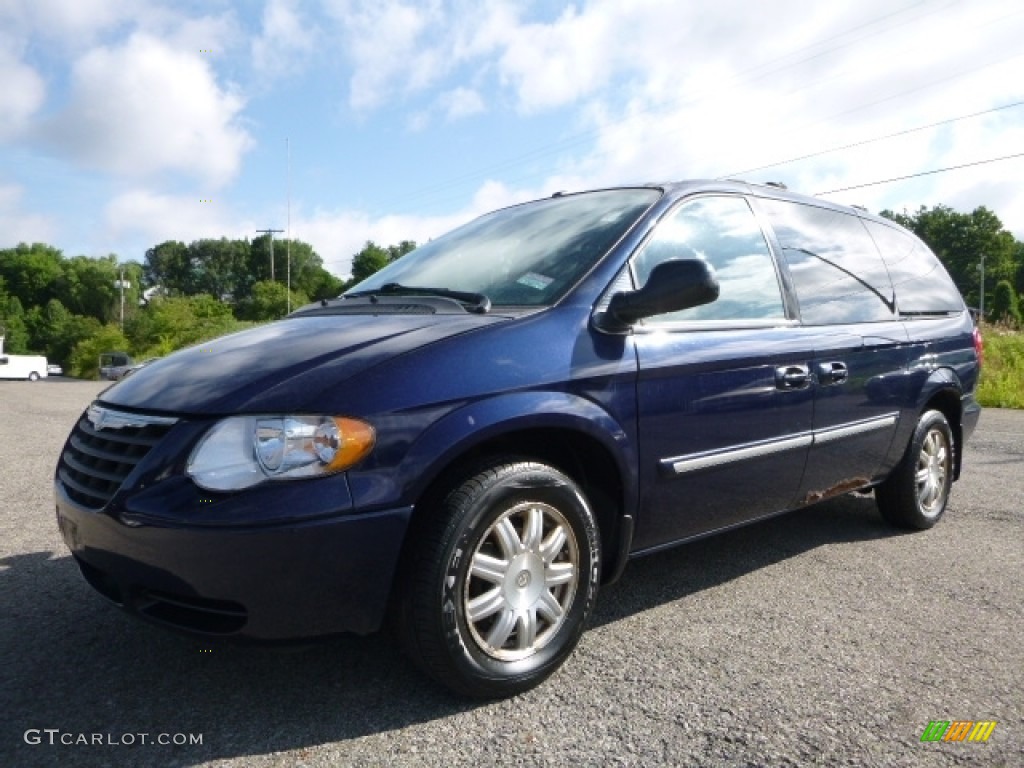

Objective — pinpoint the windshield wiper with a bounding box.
[347,283,491,314]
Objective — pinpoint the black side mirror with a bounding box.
[606,259,720,326]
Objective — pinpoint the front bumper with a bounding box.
[56,481,413,640]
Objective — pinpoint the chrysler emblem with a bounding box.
[87,405,111,430]
[85,405,177,431]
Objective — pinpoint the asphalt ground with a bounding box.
[1,379,1021,767]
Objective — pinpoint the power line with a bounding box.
[815,151,1024,195]
[379,0,953,212]
[722,100,1024,179]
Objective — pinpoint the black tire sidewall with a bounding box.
[910,411,954,523]
[439,465,600,694]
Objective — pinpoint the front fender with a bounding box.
[346,391,637,516]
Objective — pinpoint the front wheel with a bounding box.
[876,409,954,530]
[396,461,601,698]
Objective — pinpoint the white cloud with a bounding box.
[252,0,316,77]
[43,33,253,186]
[326,0,445,111]
[0,184,56,245]
[104,189,250,245]
[438,87,485,121]
[9,0,131,46]
[0,44,45,140]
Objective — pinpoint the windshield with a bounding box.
[346,189,661,306]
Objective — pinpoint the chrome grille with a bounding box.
[58,405,176,509]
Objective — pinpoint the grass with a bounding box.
[977,327,1024,409]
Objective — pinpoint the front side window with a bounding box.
[632,195,786,324]
[347,189,661,307]
[760,199,895,325]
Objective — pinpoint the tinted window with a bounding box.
[761,199,895,324]
[633,196,785,323]
[348,189,661,306]
[862,220,964,315]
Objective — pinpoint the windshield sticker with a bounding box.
[517,272,554,291]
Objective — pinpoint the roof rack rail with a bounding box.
[763,181,787,190]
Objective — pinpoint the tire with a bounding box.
[27,372,40,382]
[396,461,601,698]
[876,409,954,530]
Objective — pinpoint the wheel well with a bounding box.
[408,428,627,584]
[923,389,962,479]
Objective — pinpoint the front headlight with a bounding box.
[187,415,375,491]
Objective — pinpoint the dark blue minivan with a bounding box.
[55,180,981,697]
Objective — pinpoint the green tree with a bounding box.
[301,268,345,302]
[349,241,391,283]
[386,240,417,262]
[55,255,119,323]
[0,242,64,308]
[0,294,30,353]
[144,240,193,296]
[247,236,334,300]
[347,240,415,286]
[234,281,309,322]
[25,298,102,368]
[127,295,243,358]
[991,280,1021,327]
[190,238,249,300]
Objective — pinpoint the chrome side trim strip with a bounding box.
[659,412,900,476]
[812,412,899,445]
[661,433,814,475]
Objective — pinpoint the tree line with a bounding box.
[0,236,413,378]
[1,204,1022,379]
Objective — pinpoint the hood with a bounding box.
[100,311,504,415]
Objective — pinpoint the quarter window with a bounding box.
[760,199,896,324]
[862,220,964,315]
[633,196,785,324]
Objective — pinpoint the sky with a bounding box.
[1,0,1023,279]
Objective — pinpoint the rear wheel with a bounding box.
[28,371,40,381]
[876,409,954,530]
[396,461,600,698]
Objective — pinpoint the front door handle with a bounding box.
[817,361,849,386]
[775,364,811,390]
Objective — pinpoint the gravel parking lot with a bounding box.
[1,379,1021,767]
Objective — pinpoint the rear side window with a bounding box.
[862,220,964,315]
[632,195,786,324]
[760,199,895,324]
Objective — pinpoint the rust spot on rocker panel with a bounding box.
[801,476,871,506]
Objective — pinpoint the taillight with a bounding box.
[972,326,983,367]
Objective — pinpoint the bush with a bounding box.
[990,280,1021,327]
[977,329,1024,409]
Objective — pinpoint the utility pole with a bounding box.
[977,253,986,323]
[286,137,292,315]
[256,228,283,281]
[114,268,130,331]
